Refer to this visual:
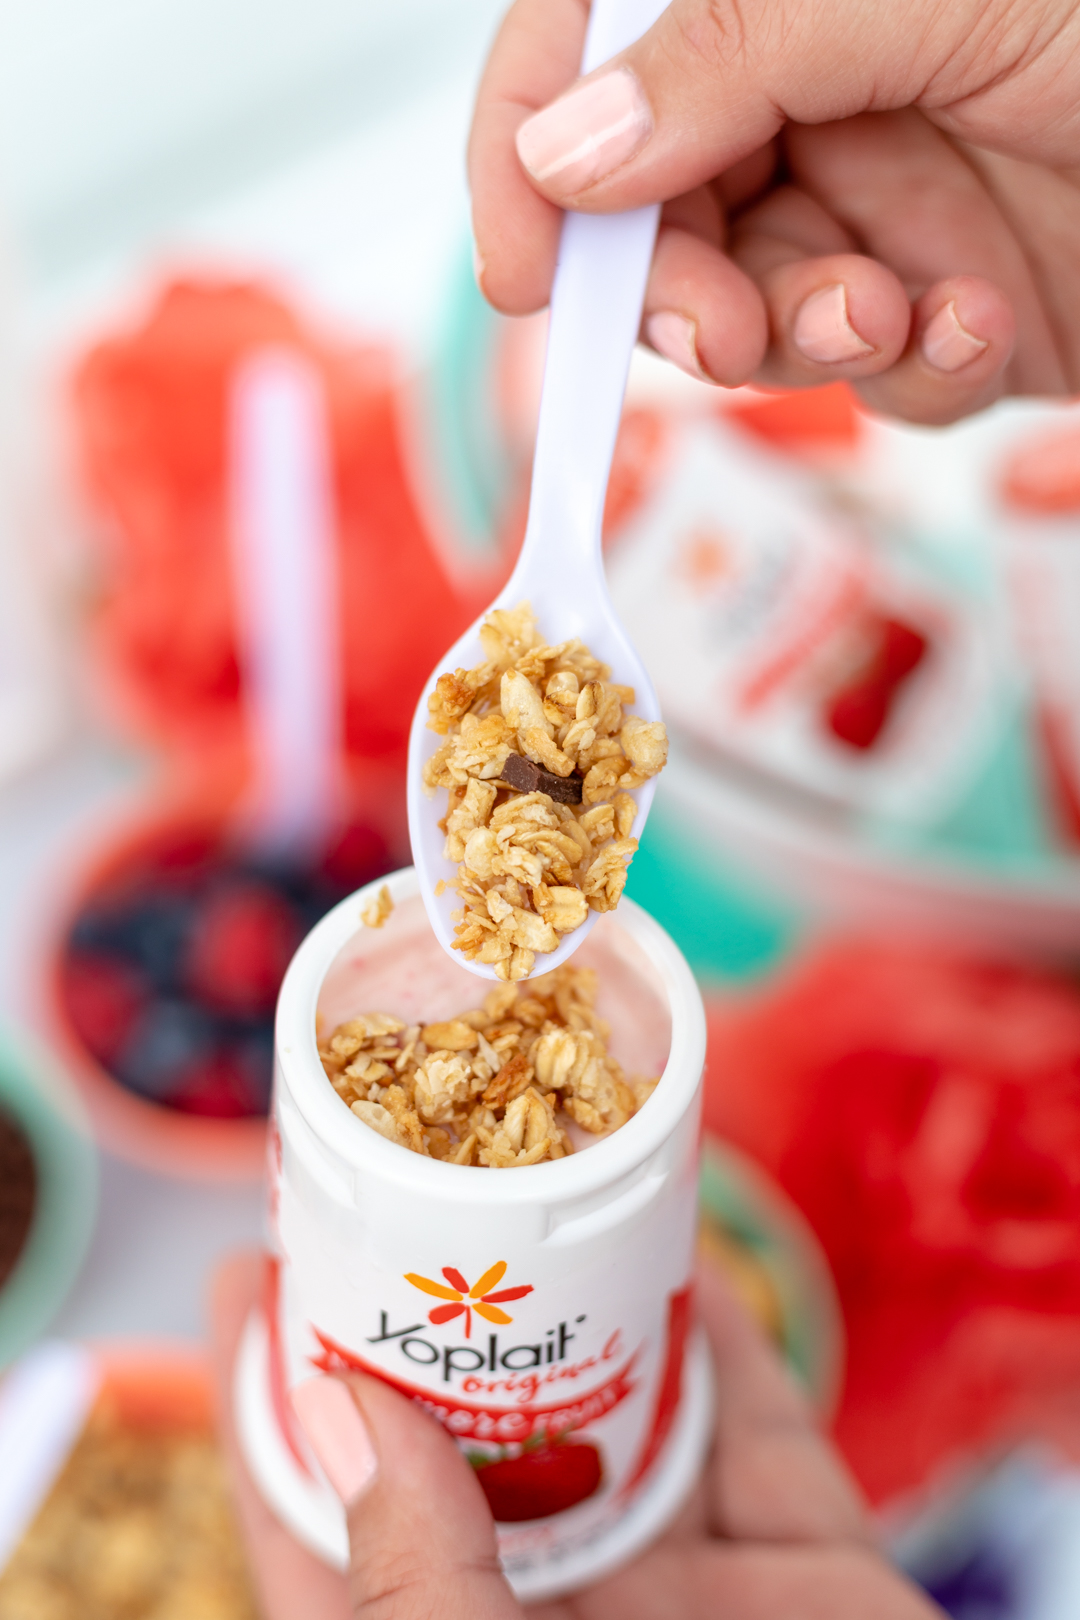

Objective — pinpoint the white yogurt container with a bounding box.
[235,867,711,1602]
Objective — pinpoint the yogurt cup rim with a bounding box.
[275,865,706,1205]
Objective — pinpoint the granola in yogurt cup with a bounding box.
[318,965,659,1168]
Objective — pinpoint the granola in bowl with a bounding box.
[318,965,659,1167]
[423,603,668,981]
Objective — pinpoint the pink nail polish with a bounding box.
[292,1378,378,1506]
[516,69,652,193]
[922,300,988,373]
[792,284,873,365]
[645,311,710,382]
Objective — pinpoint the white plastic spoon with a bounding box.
[408,0,667,978]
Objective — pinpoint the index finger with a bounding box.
[696,1258,873,1546]
[467,0,586,313]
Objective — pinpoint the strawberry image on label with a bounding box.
[824,614,930,751]
[472,1439,604,1523]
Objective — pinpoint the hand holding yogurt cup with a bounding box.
[213,1252,938,1620]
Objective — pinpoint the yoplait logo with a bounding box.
[366,1258,589,1387]
[404,1261,532,1340]
[309,1325,638,1441]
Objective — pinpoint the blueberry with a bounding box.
[235,1024,276,1112]
[116,895,197,988]
[68,904,135,954]
[112,997,212,1100]
[70,891,195,987]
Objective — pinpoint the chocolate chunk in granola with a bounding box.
[501,753,583,804]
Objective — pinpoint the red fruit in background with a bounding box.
[474,1441,603,1522]
[73,278,511,766]
[61,953,146,1061]
[165,1052,256,1118]
[184,882,301,1014]
[320,821,389,891]
[704,943,1080,1503]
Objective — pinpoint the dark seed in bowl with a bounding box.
[0,1108,35,1290]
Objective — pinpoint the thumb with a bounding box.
[292,1373,523,1620]
[511,0,1028,211]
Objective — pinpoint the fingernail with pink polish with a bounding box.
[516,69,652,193]
[645,311,710,382]
[792,284,873,365]
[292,1378,378,1507]
[922,301,988,373]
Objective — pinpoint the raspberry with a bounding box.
[473,1441,603,1522]
[184,882,302,1015]
[61,953,146,1062]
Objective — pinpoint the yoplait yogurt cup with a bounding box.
[235,866,712,1601]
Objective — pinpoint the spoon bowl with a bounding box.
[407,583,661,981]
[408,0,667,979]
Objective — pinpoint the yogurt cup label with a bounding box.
[269,1098,699,1563]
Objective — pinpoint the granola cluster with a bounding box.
[423,602,668,980]
[318,965,658,1168]
[360,885,393,929]
[0,1404,257,1620]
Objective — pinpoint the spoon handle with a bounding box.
[511,0,667,589]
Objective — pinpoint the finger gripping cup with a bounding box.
[235,868,712,1601]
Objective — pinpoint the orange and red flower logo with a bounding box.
[404,1262,533,1339]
